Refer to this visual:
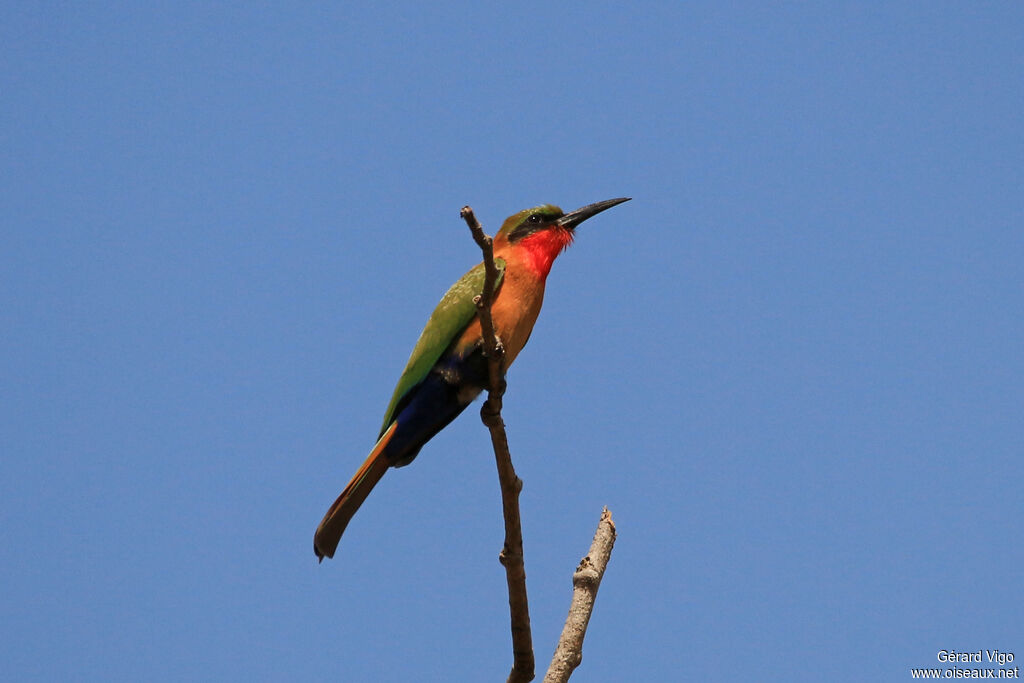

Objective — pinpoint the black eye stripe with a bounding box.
[505,207,565,242]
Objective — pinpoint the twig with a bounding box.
[460,207,505,398]
[543,508,617,683]
[460,206,535,683]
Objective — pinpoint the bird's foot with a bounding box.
[491,335,505,358]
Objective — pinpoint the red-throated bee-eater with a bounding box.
[314,198,630,561]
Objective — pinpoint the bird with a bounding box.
[314,197,631,561]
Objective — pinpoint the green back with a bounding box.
[379,258,506,437]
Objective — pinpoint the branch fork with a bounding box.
[460,206,616,683]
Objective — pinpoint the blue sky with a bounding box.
[3,2,1022,681]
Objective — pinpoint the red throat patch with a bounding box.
[520,227,574,279]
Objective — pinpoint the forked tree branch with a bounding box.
[543,508,617,683]
[461,206,535,683]
[461,206,616,683]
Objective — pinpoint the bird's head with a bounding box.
[494,197,631,278]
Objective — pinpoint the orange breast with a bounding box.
[455,249,548,369]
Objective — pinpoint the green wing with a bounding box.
[379,258,505,437]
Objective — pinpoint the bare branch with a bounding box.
[460,206,535,683]
[543,508,617,683]
[460,206,505,395]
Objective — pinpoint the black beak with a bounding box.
[556,197,631,230]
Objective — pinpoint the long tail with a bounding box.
[314,422,397,561]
